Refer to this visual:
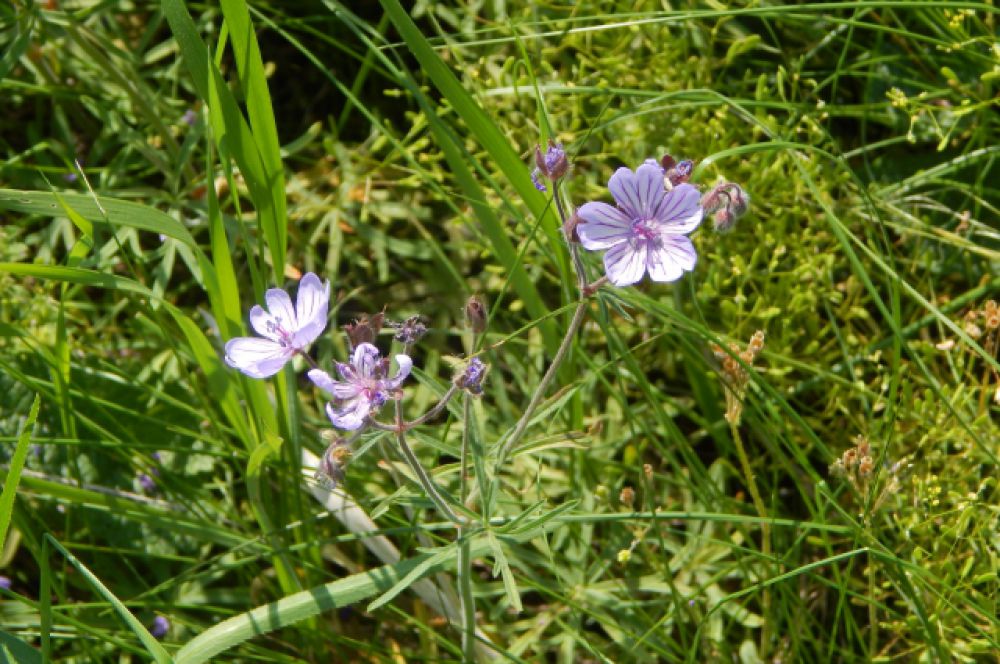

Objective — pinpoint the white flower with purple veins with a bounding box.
[224,272,330,378]
[308,343,412,430]
[577,159,703,286]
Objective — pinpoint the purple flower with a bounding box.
[182,109,198,126]
[0,576,11,590]
[151,615,169,639]
[137,473,156,493]
[455,357,487,395]
[225,273,330,378]
[531,140,569,191]
[577,160,703,287]
[308,343,412,430]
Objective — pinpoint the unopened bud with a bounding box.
[563,211,581,243]
[455,357,488,395]
[465,296,488,334]
[535,140,569,181]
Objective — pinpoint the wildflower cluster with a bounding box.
[711,331,765,425]
[222,142,750,500]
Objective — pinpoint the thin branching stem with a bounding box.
[495,300,588,468]
[393,400,461,525]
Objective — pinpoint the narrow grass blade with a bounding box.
[0,394,40,552]
[44,535,172,664]
[175,542,490,664]
[0,630,42,664]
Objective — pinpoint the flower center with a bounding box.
[266,317,295,347]
[363,387,388,408]
[631,218,659,243]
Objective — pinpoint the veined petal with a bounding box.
[352,343,381,379]
[224,337,291,378]
[326,396,371,431]
[660,236,698,271]
[576,202,632,250]
[248,305,282,341]
[646,242,685,282]
[604,241,648,287]
[265,288,298,332]
[382,354,412,391]
[609,163,665,219]
[654,183,703,234]
[293,273,330,346]
[308,369,362,399]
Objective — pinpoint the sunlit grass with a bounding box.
[1,1,998,661]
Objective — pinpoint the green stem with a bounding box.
[394,401,461,524]
[730,422,771,656]
[458,395,476,662]
[495,300,588,468]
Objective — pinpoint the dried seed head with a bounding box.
[392,315,428,345]
[343,311,384,349]
[619,486,635,507]
[858,456,874,477]
[643,463,653,480]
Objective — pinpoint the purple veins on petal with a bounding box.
[224,273,330,378]
[576,160,704,287]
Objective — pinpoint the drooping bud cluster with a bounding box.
[701,182,750,232]
[710,330,765,425]
[531,140,569,192]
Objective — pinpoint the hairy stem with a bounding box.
[495,300,588,468]
[457,395,476,662]
[394,400,460,524]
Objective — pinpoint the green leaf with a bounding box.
[175,540,491,664]
[0,189,195,246]
[0,630,42,664]
[0,394,40,557]
[45,535,172,664]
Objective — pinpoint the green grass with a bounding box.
[1,0,998,661]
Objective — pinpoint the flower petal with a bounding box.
[576,202,632,250]
[224,337,291,378]
[609,162,665,219]
[661,236,698,271]
[382,354,412,391]
[326,396,371,431]
[308,369,362,399]
[248,305,283,342]
[645,243,685,282]
[654,183,703,234]
[293,273,330,346]
[352,343,381,379]
[604,241,648,287]
[265,287,298,332]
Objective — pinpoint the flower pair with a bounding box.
[224,273,410,431]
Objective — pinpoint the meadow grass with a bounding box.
[1,1,998,661]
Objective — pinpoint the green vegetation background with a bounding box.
[0,1,997,662]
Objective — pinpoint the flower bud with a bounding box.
[455,357,488,395]
[465,296,488,334]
